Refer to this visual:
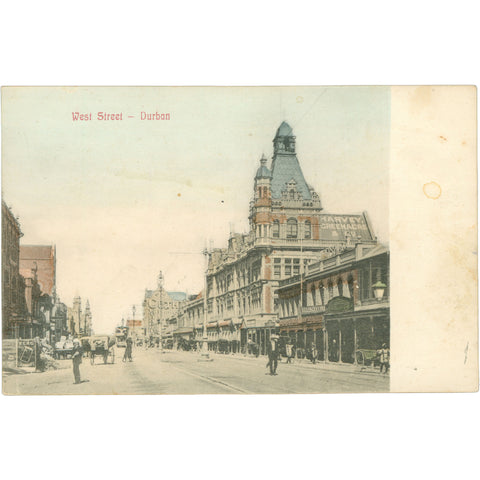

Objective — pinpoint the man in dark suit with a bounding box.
[71,339,83,384]
[267,334,279,375]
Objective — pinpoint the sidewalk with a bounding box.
[166,349,388,378]
[2,360,70,377]
[2,365,36,376]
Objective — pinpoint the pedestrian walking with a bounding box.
[310,342,317,364]
[285,341,293,364]
[267,334,279,375]
[34,336,44,372]
[123,336,133,362]
[378,343,390,374]
[71,339,83,384]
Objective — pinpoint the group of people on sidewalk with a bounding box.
[266,335,390,377]
[267,337,319,375]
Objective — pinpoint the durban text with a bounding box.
[140,112,170,120]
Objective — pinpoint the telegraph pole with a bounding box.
[158,271,164,353]
[168,243,214,362]
[200,247,211,360]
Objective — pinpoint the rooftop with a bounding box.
[20,245,55,260]
[270,154,312,200]
[275,121,293,137]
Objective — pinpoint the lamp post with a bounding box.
[372,281,387,301]
[158,272,164,353]
[200,247,213,361]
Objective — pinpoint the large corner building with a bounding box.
[199,122,378,355]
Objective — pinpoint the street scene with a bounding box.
[2,87,390,394]
[3,346,388,395]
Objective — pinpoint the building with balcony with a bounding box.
[2,201,27,338]
[202,122,378,355]
[276,243,389,364]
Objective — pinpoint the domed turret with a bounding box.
[275,121,293,137]
[273,121,296,154]
[255,154,272,179]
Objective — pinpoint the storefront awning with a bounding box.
[173,327,194,335]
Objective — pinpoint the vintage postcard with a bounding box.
[1,86,477,394]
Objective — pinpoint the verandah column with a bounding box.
[353,319,357,365]
[324,325,328,363]
[338,320,342,363]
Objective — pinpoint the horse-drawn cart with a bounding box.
[86,335,116,364]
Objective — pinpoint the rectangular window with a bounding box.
[272,221,280,238]
[285,258,292,276]
[274,266,281,278]
[293,258,300,276]
[304,221,312,239]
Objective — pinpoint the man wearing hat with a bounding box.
[71,339,83,384]
[267,334,279,375]
[378,343,390,374]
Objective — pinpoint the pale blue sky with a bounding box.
[2,86,389,333]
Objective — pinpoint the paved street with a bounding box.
[3,348,389,395]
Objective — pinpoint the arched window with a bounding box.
[347,276,354,298]
[286,218,297,238]
[337,278,343,297]
[328,281,334,299]
[304,220,311,239]
[272,220,280,238]
[319,284,325,305]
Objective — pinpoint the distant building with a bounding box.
[51,292,69,341]
[67,296,93,337]
[20,245,56,296]
[142,271,187,342]
[1,201,26,338]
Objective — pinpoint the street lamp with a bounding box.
[200,246,213,361]
[372,281,387,301]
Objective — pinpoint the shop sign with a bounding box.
[326,296,353,313]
